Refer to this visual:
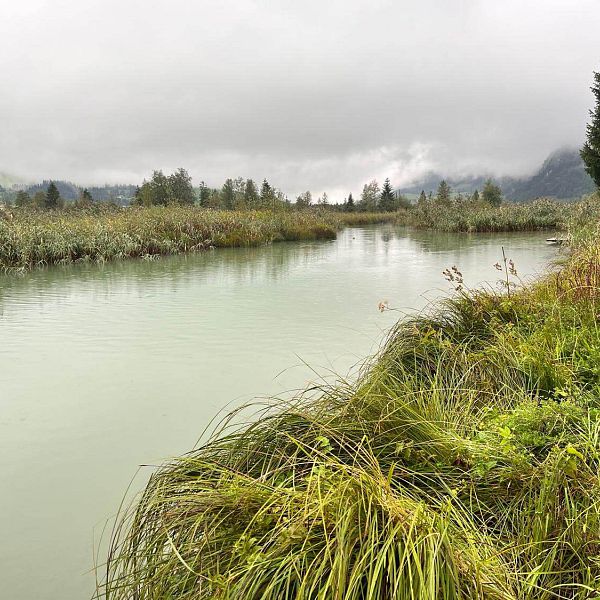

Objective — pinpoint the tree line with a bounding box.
[6,70,600,213]
[416,178,504,208]
[131,170,414,212]
[9,171,505,212]
[14,182,95,209]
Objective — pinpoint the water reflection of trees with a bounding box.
[376,226,547,254]
[0,240,336,311]
[0,226,548,314]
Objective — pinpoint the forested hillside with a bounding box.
[402,147,595,201]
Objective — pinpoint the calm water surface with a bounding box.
[0,226,557,599]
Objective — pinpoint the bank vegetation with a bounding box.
[95,197,600,599]
[0,206,403,271]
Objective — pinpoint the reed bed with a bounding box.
[0,206,408,271]
[0,207,345,271]
[97,209,600,599]
[409,196,597,232]
[1,199,594,272]
[335,211,408,226]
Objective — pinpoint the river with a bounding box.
[0,225,557,599]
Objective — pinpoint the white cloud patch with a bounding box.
[0,0,599,198]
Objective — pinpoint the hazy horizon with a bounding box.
[2,0,599,200]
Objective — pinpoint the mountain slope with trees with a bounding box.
[402,147,595,201]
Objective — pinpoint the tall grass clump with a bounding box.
[0,206,406,271]
[409,195,600,232]
[335,211,409,226]
[97,210,600,599]
[0,207,346,271]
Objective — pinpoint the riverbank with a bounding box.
[98,217,600,599]
[0,207,404,271]
[408,194,600,232]
[2,198,598,272]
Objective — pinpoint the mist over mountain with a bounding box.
[0,172,24,189]
[22,181,138,204]
[401,148,595,201]
[0,148,595,206]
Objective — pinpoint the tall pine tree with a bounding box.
[45,181,60,209]
[221,178,236,210]
[436,180,452,205]
[260,179,275,208]
[379,178,396,211]
[346,193,355,212]
[244,179,259,208]
[198,181,211,207]
[581,71,600,188]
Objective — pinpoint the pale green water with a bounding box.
[0,226,557,599]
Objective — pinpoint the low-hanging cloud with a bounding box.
[1,0,599,200]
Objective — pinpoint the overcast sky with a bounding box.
[1,0,599,199]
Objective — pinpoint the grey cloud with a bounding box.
[1,0,599,200]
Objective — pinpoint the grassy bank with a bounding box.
[0,207,340,271]
[98,214,600,599]
[335,211,407,226]
[0,207,405,271]
[409,195,600,232]
[1,200,596,272]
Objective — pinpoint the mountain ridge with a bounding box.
[1,148,596,203]
[400,148,596,201]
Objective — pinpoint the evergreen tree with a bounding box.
[581,71,600,188]
[418,190,427,204]
[471,189,480,203]
[346,192,355,212]
[198,181,211,207]
[221,178,236,210]
[260,179,272,199]
[482,179,503,207]
[317,192,329,206]
[435,180,452,205]
[260,179,275,208]
[15,190,31,207]
[45,181,60,209]
[244,178,259,208]
[379,178,396,212]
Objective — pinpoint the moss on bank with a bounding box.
[97,209,600,599]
